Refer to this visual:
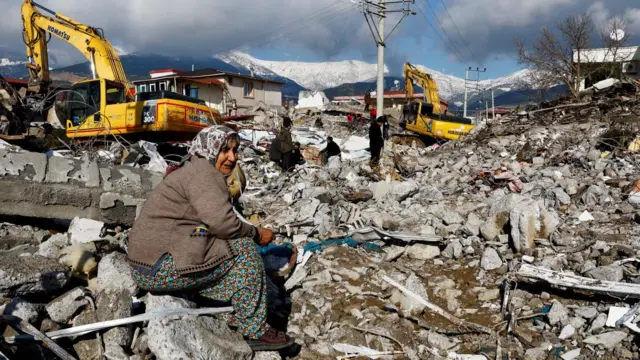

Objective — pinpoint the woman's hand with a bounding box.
[258,227,274,246]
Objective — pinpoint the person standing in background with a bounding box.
[278,117,294,171]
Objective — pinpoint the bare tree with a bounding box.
[515,13,629,100]
[514,69,558,103]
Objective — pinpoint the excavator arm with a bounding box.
[404,62,442,115]
[21,0,129,92]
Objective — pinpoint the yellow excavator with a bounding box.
[400,62,475,142]
[22,0,220,141]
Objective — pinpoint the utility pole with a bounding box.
[362,0,415,116]
[491,87,495,121]
[484,88,488,122]
[463,67,486,120]
[376,3,385,115]
[463,68,469,118]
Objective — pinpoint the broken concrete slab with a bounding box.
[583,331,627,349]
[389,273,428,316]
[96,289,133,347]
[0,253,70,297]
[96,252,137,294]
[2,297,38,324]
[146,295,252,360]
[0,151,47,182]
[69,217,104,245]
[45,157,74,183]
[481,247,503,271]
[406,244,441,260]
[46,287,89,323]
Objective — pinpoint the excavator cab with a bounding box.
[58,79,127,129]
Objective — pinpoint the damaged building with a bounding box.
[131,69,284,114]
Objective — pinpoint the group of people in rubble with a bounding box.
[270,111,389,171]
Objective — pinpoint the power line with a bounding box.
[422,0,469,63]
[437,0,482,66]
[414,3,467,63]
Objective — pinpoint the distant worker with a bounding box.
[364,91,371,112]
[291,142,305,166]
[278,117,295,171]
[320,136,341,164]
[382,115,390,140]
[232,99,238,116]
[369,117,385,165]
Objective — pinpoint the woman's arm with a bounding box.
[187,170,259,241]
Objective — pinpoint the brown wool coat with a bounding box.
[126,156,259,275]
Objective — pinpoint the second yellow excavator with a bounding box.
[400,62,475,142]
[22,0,220,141]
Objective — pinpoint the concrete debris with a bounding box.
[146,295,252,360]
[2,297,38,324]
[68,217,104,244]
[45,287,89,323]
[0,85,639,359]
[583,331,628,349]
[95,252,137,294]
[480,247,502,271]
[0,252,70,297]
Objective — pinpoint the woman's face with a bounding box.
[215,138,239,175]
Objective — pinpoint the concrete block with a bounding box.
[0,253,70,297]
[116,168,141,187]
[99,193,144,209]
[0,151,47,182]
[45,157,74,183]
[71,154,100,187]
[100,168,113,191]
[69,217,104,244]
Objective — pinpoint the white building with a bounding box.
[132,69,284,114]
[573,46,640,90]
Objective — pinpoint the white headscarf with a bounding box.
[188,125,238,162]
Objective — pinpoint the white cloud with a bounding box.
[0,0,372,66]
[439,0,640,61]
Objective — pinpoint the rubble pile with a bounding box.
[0,88,639,359]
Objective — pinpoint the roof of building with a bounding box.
[188,77,225,87]
[149,69,184,74]
[573,46,640,63]
[132,68,285,85]
[333,91,449,105]
[3,77,28,85]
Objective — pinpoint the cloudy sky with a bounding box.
[1,0,639,78]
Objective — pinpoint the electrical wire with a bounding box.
[414,3,466,63]
[422,0,469,63]
[437,0,482,67]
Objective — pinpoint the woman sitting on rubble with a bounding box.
[126,125,293,351]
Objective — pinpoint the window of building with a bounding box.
[159,82,167,91]
[189,87,199,98]
[139,84,147,93]
[149,83,157,92]
[243,81,254,98]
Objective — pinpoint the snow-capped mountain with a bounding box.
[218,51,537,102]
[217,52,389,92]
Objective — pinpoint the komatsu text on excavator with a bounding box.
[22,0,220,141]
[400,62,475,143]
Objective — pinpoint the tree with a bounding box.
[515,13,629,100]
